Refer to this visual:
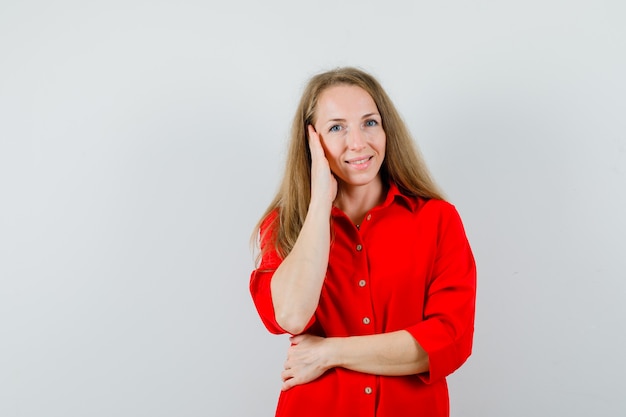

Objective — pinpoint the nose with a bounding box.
[347,127,366,151]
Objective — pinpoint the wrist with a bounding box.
[309,194,333,212]
[323,337,344,370]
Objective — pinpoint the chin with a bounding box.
[340,174,381,188]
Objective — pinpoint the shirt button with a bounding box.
[364,387,373,395]
[362,317,371,325]
[358,279,366,287]
[366,214,371,221]
[356,244,362,251]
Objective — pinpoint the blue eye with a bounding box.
[365,119,378,127]
[329,125,342,132]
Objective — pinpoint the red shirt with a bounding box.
[250,183,476,417]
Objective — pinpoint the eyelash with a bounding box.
[328,120,379,133]
[329,125,342,133]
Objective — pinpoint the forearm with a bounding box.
[328,330,429,376]
[270,199,331,334]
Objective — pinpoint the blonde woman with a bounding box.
[250,67,476,417]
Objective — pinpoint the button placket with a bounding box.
[354,234,373,332]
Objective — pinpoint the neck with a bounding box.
[335,177,386,225]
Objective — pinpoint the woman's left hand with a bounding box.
[281,334,333,391]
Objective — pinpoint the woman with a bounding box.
[250,67,476,417]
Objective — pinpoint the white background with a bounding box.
[1,1,625,416]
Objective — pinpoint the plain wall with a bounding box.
[1,1,625,416]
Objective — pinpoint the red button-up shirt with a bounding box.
[250,183,476,417]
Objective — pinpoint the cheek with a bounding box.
[319,139,341,161]
[321,144,344,174]
[379,134,387,156]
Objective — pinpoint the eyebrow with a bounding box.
[324,113,381,123]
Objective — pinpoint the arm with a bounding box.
[269,126,337,334]
[331,331,429,376]
[405,204,476,383]
[281,331,428,391]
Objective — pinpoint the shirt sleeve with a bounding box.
[405,203,477,384]
[249,211,287,334]
[249,211,317,335]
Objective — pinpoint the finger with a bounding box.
[307,124,318,140]
[289,335,303,344]
[282,376,297,391]
[307,125,323,153]
[281,369,293,382]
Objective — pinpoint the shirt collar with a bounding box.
[381,182,420,213]
[331,182,420,218]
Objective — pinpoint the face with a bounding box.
[313,85,386,190]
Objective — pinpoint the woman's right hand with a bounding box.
[268,126,335,335]
[308,125,338,206]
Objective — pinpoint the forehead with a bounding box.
[316,85,378,119]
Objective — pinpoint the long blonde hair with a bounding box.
[254,67,444,260]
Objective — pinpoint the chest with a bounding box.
[317,205,440,334]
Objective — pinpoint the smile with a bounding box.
[346,156,373,165]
